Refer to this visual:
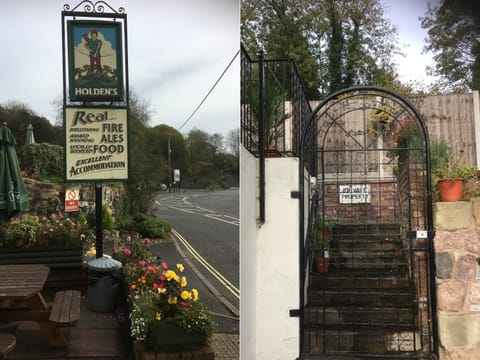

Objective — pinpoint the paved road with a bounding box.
[152,188,239,334]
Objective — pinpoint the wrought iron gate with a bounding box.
[299,87,438,359]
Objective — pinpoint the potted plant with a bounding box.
[249,83,290,156]
[367,104,398,138]
[116,235,216,354]
[314,218,335,273]
[430,139,472,202]
[0,212,94,267]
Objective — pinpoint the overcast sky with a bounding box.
[0,0,239,136]
[381,0,441,84]
[1,0,441,139]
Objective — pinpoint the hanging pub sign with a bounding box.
[65,107,129,182]
[67,20,124,102]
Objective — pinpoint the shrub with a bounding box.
[119,213,172,239]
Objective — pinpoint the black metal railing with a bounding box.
[241,45,312,223]
[240,45,312,157]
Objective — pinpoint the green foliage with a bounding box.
[174,301,217,338]
[85,205,116,233]
[19,143,63,180]
[102,205,115,231]
[130,290,159,341]
[113,234,155,265]
[421,0,480,91]
[0,102,63,146]
[123,258,216,343]
[241,0,401,98]
[119,213,172,239]
[314,218,335,257]
[430,138,476,180]
[430,138,449,174]
[0,212,94,248]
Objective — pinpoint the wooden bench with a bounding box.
[0,333,16,360]
[49,290,81,326]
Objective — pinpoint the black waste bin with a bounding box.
[87,255,122,312]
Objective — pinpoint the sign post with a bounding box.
[62,2,129,259]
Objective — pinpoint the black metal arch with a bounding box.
[298,86,438,359]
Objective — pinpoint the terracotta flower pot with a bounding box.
[438,178,463,202]
[315,256,331,273]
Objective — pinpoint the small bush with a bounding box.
[117,213,171,239]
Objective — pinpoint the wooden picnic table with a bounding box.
[0,264,80,348]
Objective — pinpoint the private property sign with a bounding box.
[339,184,371,204]
[65,107,129,181]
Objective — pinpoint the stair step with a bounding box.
[331,240,402,251]
[334,223,401,234]
[305,327,423,354]
[331,257,408,271]
[305,223,428,357]
[306,327,421,356]
[309,288,414,307]
[330,255,408,268]
[306,306,414,324]
[310,273,409,289]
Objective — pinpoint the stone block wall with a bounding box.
[434,199,480,359]
[23,178,123,217]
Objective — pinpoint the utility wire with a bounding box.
[177,50,240,131]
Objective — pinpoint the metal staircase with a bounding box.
[304,224,431,359]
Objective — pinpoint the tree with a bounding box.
[421,0,480,91]
[185,128,234,187]
[241,0,321,98]
[226,128,240,158]
[241,0,401,98]
[130,88,155,126]
[0,102,62,145]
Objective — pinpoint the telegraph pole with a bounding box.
[168,137,172,193]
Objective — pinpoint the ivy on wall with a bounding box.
[19,143,63,180]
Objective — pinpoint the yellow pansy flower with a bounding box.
[180,276,187,287]
[168,296,178,304]
[181,290,192,300]
[155,312,162,320]
[192,288,199,301]
[157,287,167,294]
[176,264,185,272]
[165,270,178,282]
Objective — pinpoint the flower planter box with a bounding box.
[0,246,83,268]
[133,340,214,360]
[147,318,207,353]
[0,246,87,291]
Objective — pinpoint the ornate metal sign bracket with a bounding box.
[63,1,125,15]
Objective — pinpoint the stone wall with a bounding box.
[434,199,480,359]
[23,178,124,217]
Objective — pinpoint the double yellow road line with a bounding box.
[173,229,240,301]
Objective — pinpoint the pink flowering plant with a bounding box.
[0,212,93,248]
[124,258,216,343]
[386,118,423,161]
[113,233,155,265]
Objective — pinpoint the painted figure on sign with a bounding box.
[82,29,103,78]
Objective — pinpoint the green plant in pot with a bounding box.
[314,218,335,272]
[430,139,471,202]
[249,82,290,156]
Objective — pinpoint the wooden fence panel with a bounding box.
[409,92,477,167]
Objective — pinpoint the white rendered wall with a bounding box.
[240,149,300,359]
[240,147,258,359]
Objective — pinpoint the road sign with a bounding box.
[65,188,79,212]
